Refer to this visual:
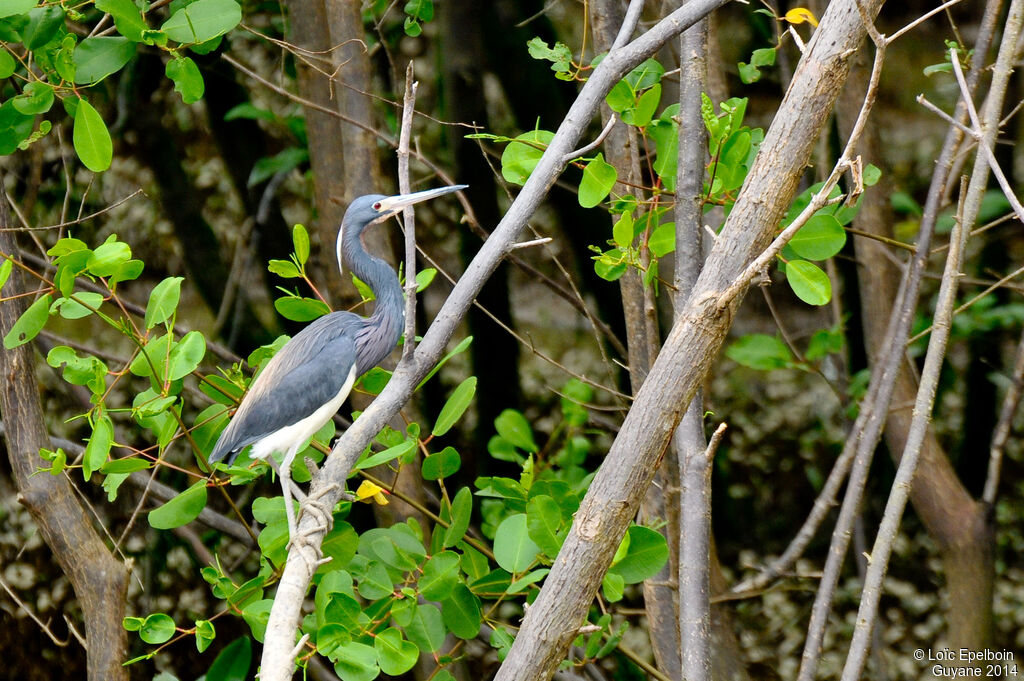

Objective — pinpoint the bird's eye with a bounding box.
[373,201,382,210]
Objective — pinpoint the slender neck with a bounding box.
[342,228,401,323]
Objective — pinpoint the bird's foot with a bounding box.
[287,483,341,571]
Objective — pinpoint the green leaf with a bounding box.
[248,147,307,187]
[786,259,832,305]
[612,212,633,248]
[148,480,208,529]
[87,238,131,276]
[83,414,114,480]
[160,0,241,44]
[622,83,660,127]
[166,55,204,103]
[0,258,11,288]
[12,81,53,115]
[224,102,275,121]
[53,292,104,319]
[374,629,418,676]
[789,213,846,261]
[526,36,573,74]
[602,571,625,601]
[146,276,184,328]
[507,567,549,594]
[0,0,35,19]
[432,376,476,436]
[526,494,563,556]
[3,293,51,348]
[139,613,176,644]
[578,153,617,208]
[100,457,152,474]
[405,603,445,653]
[414,267,435,292]
[648,221,675,257]
[241,599,273,642]
[608,525,669,584]
[501,129,553,186]
[206,636,251,681]
[442,486,472,548]
[72,98,113,172]
[96,0,149,42]
[422,446,461,480]
[332,641,379,681]
[194,619,215,652]
[0,50,14,78]
[416,335,473,389]
[167,330,206,380]
[494,409,536,452]
[725,333,792,370]
[23,5,64,50]
[419,551,461,601]
[441,584,481,639]
[493,513,540,573]
[404,0,434,21]
[267,259,301,278]
[274,295,329,321]
[0,99,35,155]
[863,163,882,187]
[73,36,135,84]
[353,438,415,471]
[292,223,310,265]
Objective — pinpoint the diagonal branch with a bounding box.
[257,1,734,678]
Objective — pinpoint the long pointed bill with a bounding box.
[378,184,467,215]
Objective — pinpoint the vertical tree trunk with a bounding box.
[0,177,130,681]
[283,0,349,300]
[442,0,522,461]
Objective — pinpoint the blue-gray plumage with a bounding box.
[209,185,466,538]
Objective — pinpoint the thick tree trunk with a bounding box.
[0,177,130,681]
[282,0,349,300]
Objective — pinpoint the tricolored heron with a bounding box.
[209,184,467,539]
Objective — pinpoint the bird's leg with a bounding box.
[278,456,299,543]
[265,456,307,501]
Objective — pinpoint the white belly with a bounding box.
[249,366,357,465]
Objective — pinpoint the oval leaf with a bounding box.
[789,213,846,261]
[578,153,617,208]
[145,276,183,329]
[493,513,540,573]
[148,480,208,529]
[441,584,482,639]
[609,525,669,584]
[374,629,418,676]
[160,0,241,44]
[73,36,136,84]
[786,259,832,305]
[494,409,537,452]
[442,486,472,548]
[3,293,51,349]
[501,129,553,186]
[72,98,112,172]
[422,446,461,480]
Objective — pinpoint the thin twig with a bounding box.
[561,115,617,164]
[985,324,1024,504]
[0,189,146,232]
[398,62,418,361]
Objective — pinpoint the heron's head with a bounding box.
[337,185,467,272]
